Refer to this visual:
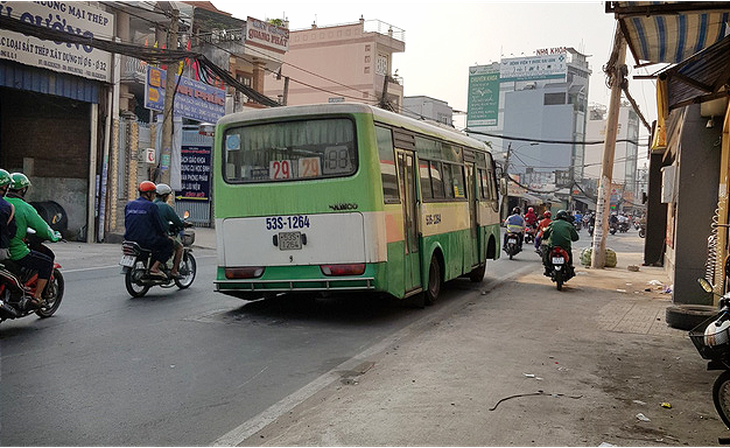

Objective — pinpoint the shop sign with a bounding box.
[467,65,500,127]
[500,54,567,82]
[145,66,225,123]
[178,146,211,201]
[244,17,289,53]
[0,2,113,82]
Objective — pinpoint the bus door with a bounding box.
[397,150,422,293]
[465,163,481,266]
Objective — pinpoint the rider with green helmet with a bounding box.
[540,209,579,277]
[6,172,60,308]
[0,169,16,260]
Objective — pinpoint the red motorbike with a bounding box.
[0,235,64,323]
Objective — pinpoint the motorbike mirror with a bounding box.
[183,210,190,219]
[698,278,714,293]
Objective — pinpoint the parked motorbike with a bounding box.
[544,246,574,291]
[503,231,522,260]
[0,231,64,323]
[690,278,730,431]
[120,214,197,298]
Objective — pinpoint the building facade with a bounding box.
[466,48,591,210]
[402,96,453,126]
[264,18,405,109]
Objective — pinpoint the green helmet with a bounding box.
[0,169,11,188]
[10,172,31,190]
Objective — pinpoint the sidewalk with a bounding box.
[236,238,726,446]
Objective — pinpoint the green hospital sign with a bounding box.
[467,66,500,127]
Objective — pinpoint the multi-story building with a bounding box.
[402,96,453,126]
[467,48,592,210]
[584,103,641,210]
[264,17,405,110]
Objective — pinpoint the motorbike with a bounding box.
[524,225,536,245]
[0,231,64,323]
[618,221,630,233]
[503,231,522,260]
[120,214,197,298]
[638,224,646,238]
[588,222,595,237]
[690,278,730,431]
[544,246,574,291]
[609,221,618,235]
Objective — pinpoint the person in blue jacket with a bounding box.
[124,181,173,278]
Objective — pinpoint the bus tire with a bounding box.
[469,263,486,283]
[424,255,442,306]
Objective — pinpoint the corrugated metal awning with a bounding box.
[607,2,730,64]
[657,34,730,112]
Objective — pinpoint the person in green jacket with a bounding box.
[5,173,60,308]
[541,209,579,277]
[153,183,184,278]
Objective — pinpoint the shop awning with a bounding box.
[607,2,730,65]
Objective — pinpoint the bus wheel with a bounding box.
[424,255,442,306]
[469,263,486,283]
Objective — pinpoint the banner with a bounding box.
[467,65,500,127]
[145,66,225,123]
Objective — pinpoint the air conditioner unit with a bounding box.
[661,165,676,203]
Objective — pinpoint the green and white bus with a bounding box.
[213,103,501,303]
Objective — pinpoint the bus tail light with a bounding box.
[320,264,366,276]
[225,267,265,279]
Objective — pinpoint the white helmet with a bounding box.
[705,319,730,346]
[156,183,172,196]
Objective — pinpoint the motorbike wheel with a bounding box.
[424,255,442,306]
[174,252,197,289]
[556,272,564,291]
[639,228,646,238]
[125,261,150,298]
[713,370,730,429]
[36,269,64,318]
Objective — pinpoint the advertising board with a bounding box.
[467,65,500,127]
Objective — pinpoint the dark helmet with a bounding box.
[138,180,156,193]
[556,209,570,221]
[512,207,521,215]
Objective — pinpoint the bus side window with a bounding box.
[477,168,488,200]
[419,159,433,200]
[451,165,466,199]
[376,126,400,203]
[442,163,455,199]
[430,161,445,199]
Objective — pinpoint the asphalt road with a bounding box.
[0,249,491,446]
[0,228,613,446]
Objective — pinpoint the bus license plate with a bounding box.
[552,257,565,265]
[119,255,136,267]
[279,231,302,250]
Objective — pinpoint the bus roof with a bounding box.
[217,103,489,152]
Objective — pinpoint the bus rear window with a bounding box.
[223,118,357,183]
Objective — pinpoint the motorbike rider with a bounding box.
[124,181,173,278]
[5,173,61,308]
[0,169,16,261]
[524,207,538,229]
[504,207,526,250]
[541,209,579,277]
[153,183,184,278]
[534,210,552,250]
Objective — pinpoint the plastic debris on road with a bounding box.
[523,373,536,378]
[648,280,664,286]
[661,402,672,409]
[636,413,651,422]
[633,400,647,405]
[599,443,616,447]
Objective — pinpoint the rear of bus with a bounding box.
[213,104,389,300]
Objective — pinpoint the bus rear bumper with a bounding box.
[214,276,376,297]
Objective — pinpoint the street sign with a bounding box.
[145,148,156,164]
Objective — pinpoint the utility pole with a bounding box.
[282,76,289,106]
[591,30,626,268]
[159,3,179,191]
[502,142,512,221]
